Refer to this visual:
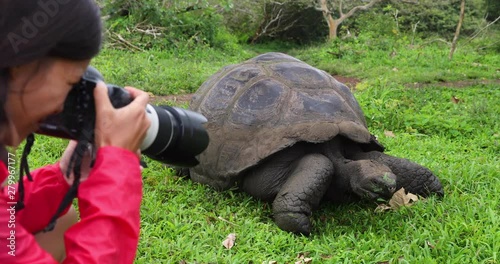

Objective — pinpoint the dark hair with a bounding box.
[0,0,103,231]
[0,0,102,159]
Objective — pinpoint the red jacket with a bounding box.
[0,146,142,263]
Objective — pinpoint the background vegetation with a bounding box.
[16,0,500,262]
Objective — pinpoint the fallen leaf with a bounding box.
[222,233,236,249]
[406,192,419,202]
[451,96,460,104]
[320,254,332,259]
[205,216,216,224]
[297,252,310,259]
[388,188,419,209]
[376,188,420,212]
[384,130,396,137]
[295,252,312,264]
[374,204,392,213]
[426,240,436,249]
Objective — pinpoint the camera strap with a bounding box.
[43,127,94,232]
[11,131,90,232]
[15,133,35,211]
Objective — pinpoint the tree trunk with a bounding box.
[449,0,465,60]
[319,0,336,40]
[318,0,383,41]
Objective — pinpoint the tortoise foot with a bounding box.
[273,212,312,236]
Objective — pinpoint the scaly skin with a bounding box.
[348,150,444,197]
[240,145,333,236]
[184,138,443,235]
[271,154,333,235]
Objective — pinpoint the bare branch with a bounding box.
[107,31,145,52]
[341,0,383,22]
[449,0,465,60]
[400,0,419,3]
[261,7,284,35]
[251,2,300,43]
[466,15,500,43]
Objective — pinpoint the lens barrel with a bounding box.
[37,67,209,167]
[142,105,209,167]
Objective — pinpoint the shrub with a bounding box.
[102,0,239,51]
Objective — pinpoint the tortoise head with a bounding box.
[349,160,397,200]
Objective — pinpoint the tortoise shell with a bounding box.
[189,52,378,190]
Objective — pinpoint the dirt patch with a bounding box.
[407,78,500,89]
[150,93,194,105]
[148,77,499,105]
[332,75,361,90]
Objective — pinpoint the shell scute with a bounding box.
[270,62,332,90]
[197,65,263,124]
[230,78,286,126]
[190,52,373,190]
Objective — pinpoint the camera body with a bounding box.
[37,67,209,167]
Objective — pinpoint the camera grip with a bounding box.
[107,84,133,108]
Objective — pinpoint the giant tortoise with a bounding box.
[186,52,443,235]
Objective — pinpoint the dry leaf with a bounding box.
[295,252,312,264]
[376,188,419,212]
[321,254,332,259]
[374,204,392,213]
[451,96,460,104]
[388,188,419,209]
[426,240,435,249]
[384,130,396,137]
[268,261,277,264]
[406,192,419,202]
[222,233,236,249]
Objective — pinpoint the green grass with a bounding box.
[14,35,500,263]
[289,37,500,85]
[89,46,255,95]
[132,83,500,263]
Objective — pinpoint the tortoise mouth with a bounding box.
[355,177,397,200]
[357,186,396,200]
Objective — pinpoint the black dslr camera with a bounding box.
[37,67,209,167]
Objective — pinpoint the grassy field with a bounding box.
[18,36,499,263]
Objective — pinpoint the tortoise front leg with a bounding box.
[272,154,333,236]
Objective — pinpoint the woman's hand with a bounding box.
[59,140,93,185]
[93,82,151,152]
[59,83,149,185]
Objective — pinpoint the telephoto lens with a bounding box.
[37,66,209,167]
